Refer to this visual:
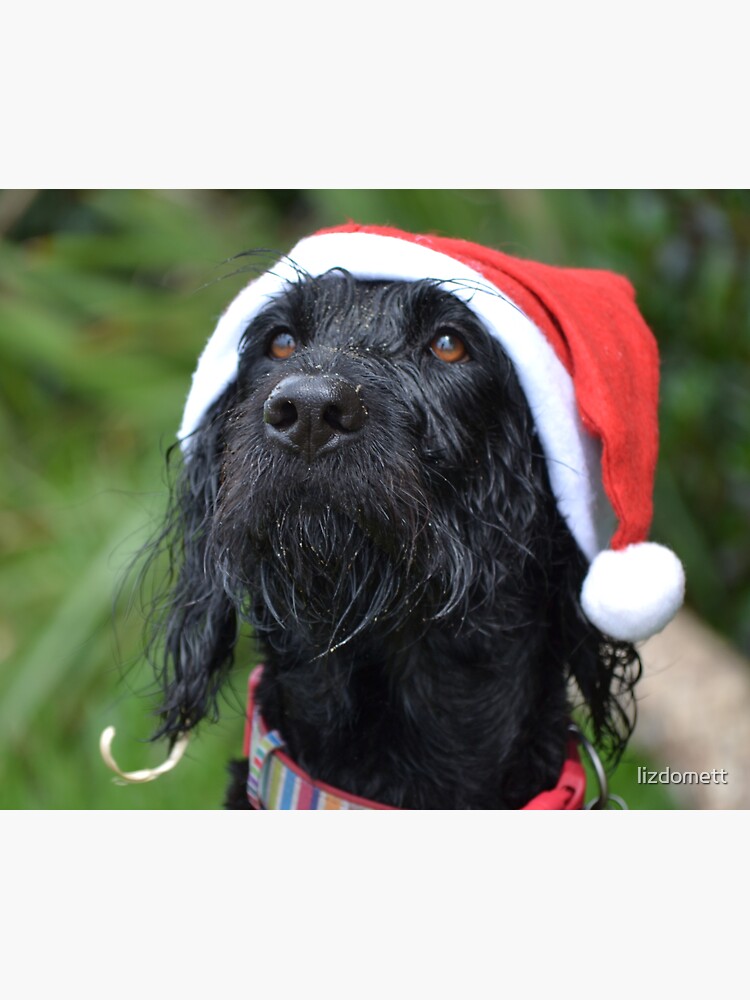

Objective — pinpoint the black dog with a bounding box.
[141,268,640,809]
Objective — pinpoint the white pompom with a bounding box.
[580,542,685,642]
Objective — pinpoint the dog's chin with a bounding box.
[217,488,434,656]
[212,430,444,654]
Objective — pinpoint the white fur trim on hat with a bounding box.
[581,543,686,641]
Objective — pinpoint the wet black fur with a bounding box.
[143,269,641,809]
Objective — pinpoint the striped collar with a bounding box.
[243,666,586,810]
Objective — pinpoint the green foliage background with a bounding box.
[1,189,747,809]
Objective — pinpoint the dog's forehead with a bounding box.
[313,280,383,335]
[271,273,480,348]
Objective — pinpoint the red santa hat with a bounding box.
[179,223,685,643]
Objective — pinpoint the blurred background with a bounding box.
[1,189,748,809]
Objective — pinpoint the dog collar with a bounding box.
[243,667,586,810]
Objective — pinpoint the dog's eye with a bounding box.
[268,331,297,360]
[430,330,468,364]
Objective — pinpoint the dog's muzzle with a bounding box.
[263,374,368,462]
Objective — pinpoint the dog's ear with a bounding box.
[554,544,642,765]
[143,386,240,743]
[566,619,642,766]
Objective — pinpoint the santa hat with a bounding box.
[179,223,685,643]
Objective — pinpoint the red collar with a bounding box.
[243,666,586,810]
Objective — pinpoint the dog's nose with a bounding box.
[263,374,367,460]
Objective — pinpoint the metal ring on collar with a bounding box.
[568,722,629,810]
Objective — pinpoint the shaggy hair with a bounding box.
[140,269,641,809]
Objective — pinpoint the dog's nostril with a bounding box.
[323,403,363,434]
[264,398,297,431]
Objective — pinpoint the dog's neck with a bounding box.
[255,627,570,810]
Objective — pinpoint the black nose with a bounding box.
[263,374,368,460]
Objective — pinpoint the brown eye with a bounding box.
[430,330,468,364]
[268,331,297,360]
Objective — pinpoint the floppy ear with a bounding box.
[553,537,642,766]
[145,385,240,742]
